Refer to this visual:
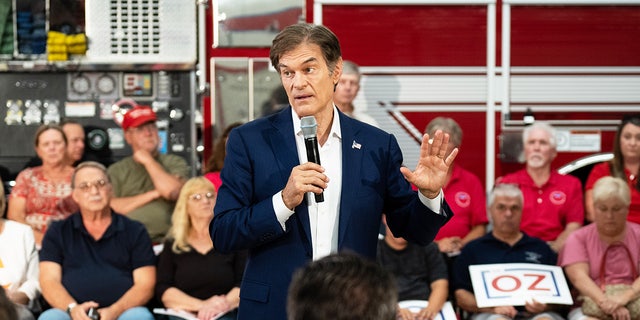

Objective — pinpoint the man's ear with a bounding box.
[332,58,344,85]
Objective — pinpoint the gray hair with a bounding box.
[425,117,463,148]
[592,176,630,207]
[488,183,523,207]
[71,161,110,188]
[522,122,557,149]
[342,60,360,79]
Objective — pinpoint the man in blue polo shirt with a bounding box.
[38,161,156,320]
[452,183,563,320]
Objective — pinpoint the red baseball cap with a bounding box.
[121,106,157,130]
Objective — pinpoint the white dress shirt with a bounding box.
[272,107,443,260]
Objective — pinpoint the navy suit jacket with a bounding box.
[210,107,453,320]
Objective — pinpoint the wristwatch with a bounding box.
[67,302,78,314]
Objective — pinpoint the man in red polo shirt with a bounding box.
[498,122,584,252]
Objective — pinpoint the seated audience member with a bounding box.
[287,252,397,320]
[332,60,378,127]
[1,287,19,320]
[425,117,487,255]
[453,183,563,320]
[559,176,640,320]
[498,122,583,252]
[39,161,156,320]
[24,119,87,169]
[377,215,448,320]
[156,177,246,320]
[108,105,189,243]
[8,124,77,246]
[59,120,86,167]
[0,181,39,320]
[203,122,243,191]
[584,114,640,223]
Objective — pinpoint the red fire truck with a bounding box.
[206,0,640,190]
[0,0,638,190]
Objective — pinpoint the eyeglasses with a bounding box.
[189,192,215,201]
[76,179,109,192]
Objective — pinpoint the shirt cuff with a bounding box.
[272,191,295,230]
[418,189,444,215]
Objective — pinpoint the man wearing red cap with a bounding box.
[107,105,189,242]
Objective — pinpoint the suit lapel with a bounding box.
[338,114,363,247]
[268,107,299,175]
[268,107,313,257]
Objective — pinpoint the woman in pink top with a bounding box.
[585,114,640,223]
[204,122,243,190]
[7,124,77,246]
[559,177,640,320]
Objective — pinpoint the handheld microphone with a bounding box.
[300,116,324,203]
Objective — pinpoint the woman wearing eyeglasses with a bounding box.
[585,114,640,223]
[156,177,246,320]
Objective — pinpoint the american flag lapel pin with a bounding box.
[352,140,361,149]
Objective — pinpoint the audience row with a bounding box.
[0,84,637,320]
[1,165,244,320]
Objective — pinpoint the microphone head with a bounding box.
[300,116,317,138]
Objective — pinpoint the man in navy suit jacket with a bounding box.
[210,23,458,320]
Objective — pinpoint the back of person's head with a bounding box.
[592,176,630,207]
[270,23,342,75]
[0,287,18,320]
[169,176,216,253]
[287,252,397,320]
[425,117,463,148]
[522,121,557,149]
[261,86,290,117]
[204,122,243,173]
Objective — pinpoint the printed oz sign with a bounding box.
[469,263,573,307]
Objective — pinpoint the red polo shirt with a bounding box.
[498,169,584,241]
[435,166,488,240]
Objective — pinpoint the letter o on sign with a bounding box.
[492,275,521,292]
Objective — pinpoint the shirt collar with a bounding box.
[292,106,342,141]
[71,211,122,240]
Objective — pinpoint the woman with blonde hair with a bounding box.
[560,176,640,320]
[156,177,246,320]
